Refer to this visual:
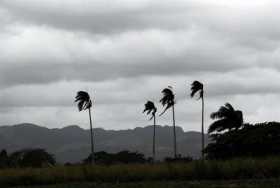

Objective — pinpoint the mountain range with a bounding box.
[0,123,210,163]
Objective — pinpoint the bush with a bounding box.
[6,148,56,168]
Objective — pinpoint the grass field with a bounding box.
[2,157,280,187]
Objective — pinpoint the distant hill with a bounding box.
[0,123,210,163]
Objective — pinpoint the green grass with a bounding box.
[2,157,280,187]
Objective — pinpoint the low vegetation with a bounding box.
[1,157,280,187]
[12,179,280,188]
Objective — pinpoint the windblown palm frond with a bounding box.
[159,87,175,116]
[224,103,234,111]
[208,119,235,133]
[75,91,92,111]
[210,103,234,120]
[190,81,203,99]
[208,103,243,133]
[143,101,157,120]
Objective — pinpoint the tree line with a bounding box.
[0,149,55,168]
[0,149,190,168]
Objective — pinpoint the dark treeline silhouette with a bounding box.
[205,121,280,159]
[83,151,148,165]
[0,148,193,167]
[204,103,280,159]
[0,148,55,168]
[83,151,193,165]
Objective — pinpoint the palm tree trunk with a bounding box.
[153,115,156,162]
[201,95,205,160]
[88,108,95,164]
[172,105,177,158]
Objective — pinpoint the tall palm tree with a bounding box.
[208,103,243,133]
[190,80,205,159]
[143,101,157,162]
[75,91,94,164]
[159,86,177,158]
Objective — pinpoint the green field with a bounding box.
[2,157,280,187]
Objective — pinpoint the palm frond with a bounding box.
[159,88,175,116]
[143,101,157,120]
[75,91,92,111]
[77,101,84,111]
[159,101,174,116]
[208,119,233,133]
[190,81,203,99]
[225,103,234,112]
[210,103,234,119]
[209,103,244,133]
[75,91,90,102]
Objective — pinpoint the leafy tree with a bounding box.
[159,86,177,158]
[75,91,95,164]
[143,101,157,162]
[208,103,243,133]
[205,122,280,159]
[9,149,55,168]
[190,80,205,159]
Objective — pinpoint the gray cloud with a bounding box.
[1,0,197,34]
[0,27,251,87]
[0,1,280,131]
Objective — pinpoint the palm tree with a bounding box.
[159,86,177,158]
[143,101,157,162]
[208,103,243,133]
[190,80,205,159]
[75,91,94,164]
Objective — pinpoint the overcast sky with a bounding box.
[0,0,280,131]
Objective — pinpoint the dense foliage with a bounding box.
[205,122,280,159]
[0,148,55,168]
[208,103,243,133]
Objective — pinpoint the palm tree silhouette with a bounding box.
[159,86,177,158]
[190,80,205,159]
[143,101,157,162]
[75,91,95,164]
[208,103,243,133]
